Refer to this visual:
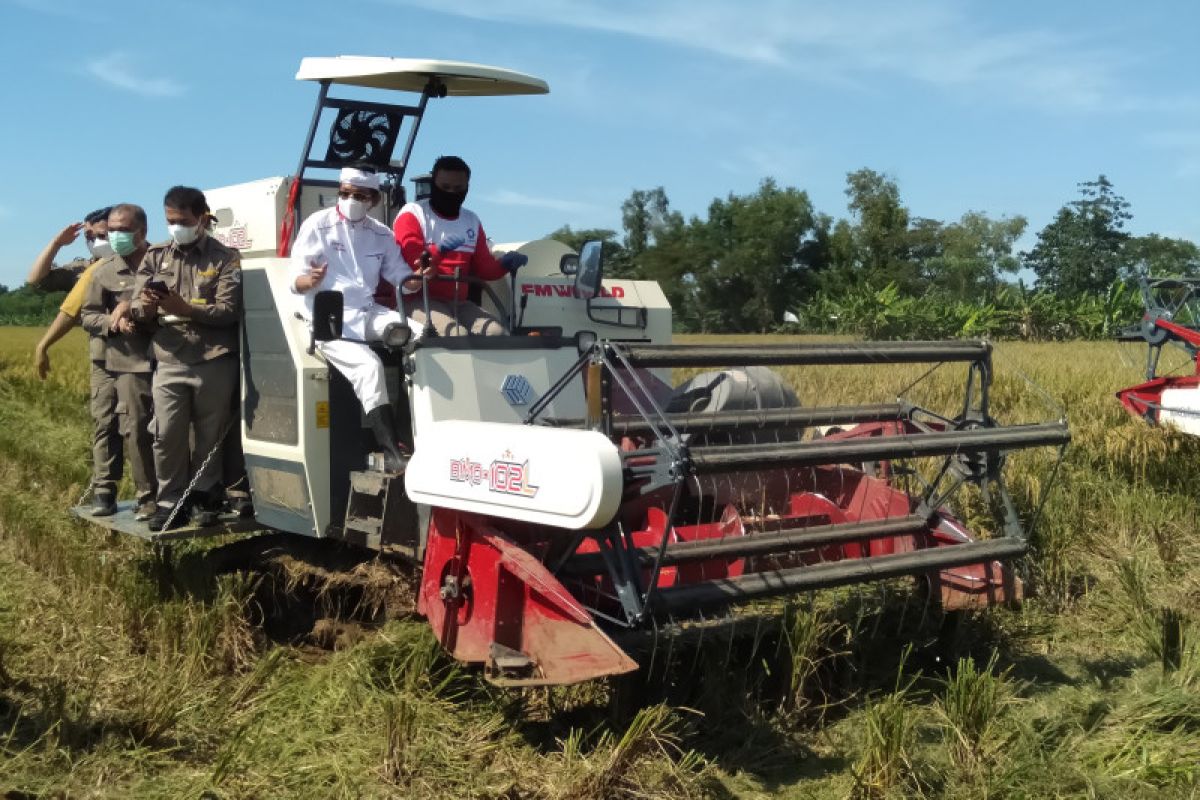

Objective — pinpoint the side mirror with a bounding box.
[574,240,604,300]
[312,290,344,342]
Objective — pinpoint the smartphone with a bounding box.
[145,279,169,293]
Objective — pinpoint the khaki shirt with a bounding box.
[79,254,154,373]
[132,234,242,366]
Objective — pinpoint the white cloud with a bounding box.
[385,0,1146,112]
[484,189,600,214]
[86,52,184,97]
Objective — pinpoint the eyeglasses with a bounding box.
[337,190,375,202]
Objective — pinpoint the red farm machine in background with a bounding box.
[1116,276,1200,435]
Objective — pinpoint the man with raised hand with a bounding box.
[26,208,135,516]
[31,207,114,381]
[392,155,526,336]
[290,165,415,472]
[79,204,157,519]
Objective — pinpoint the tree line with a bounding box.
[0,285,69,326]
[548,171,1199,338]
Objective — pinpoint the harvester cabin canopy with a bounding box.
[295,56,550,95]
[281,56,549,255]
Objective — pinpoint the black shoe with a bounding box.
[90,492,118,517]
[365,405,410,473]
[230,495,255,518]
[147,504,188,532]
[134,498,158,521]
[187,489,222,527]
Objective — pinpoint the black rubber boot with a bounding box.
[90,491,118,517]
[365,405,409,473]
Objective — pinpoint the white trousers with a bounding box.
[316,304,419,413]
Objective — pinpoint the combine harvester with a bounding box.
[1116,275,1200,434]
[76,57,1071,685]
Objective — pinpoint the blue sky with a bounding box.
[0,0,1197,288]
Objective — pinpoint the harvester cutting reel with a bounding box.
[1115,276,1200,432]
[409,338,1069,686]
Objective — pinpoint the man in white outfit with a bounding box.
[290,166,415,471]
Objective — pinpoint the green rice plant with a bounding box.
[778,602,845,722]
[562,703,713,800]
[936,651,1015,773]
[851,648,923,800]
[852,691,920,799]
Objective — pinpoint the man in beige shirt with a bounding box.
[132,186,242,532]
[79,204,157,520]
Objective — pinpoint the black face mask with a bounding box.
[429,184,467,217]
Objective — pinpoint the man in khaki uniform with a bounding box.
[132,186,242,532]
[79,204,157,519]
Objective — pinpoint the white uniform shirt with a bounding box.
[289,206,411,338]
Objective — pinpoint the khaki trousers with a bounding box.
[114,371,156,503]
[151,356,238,507]
[406,299,506,337]
[89,360,122,497]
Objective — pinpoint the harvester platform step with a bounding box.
[561,515,929,576]
[71,501,259,542]
[654,537,1026,613]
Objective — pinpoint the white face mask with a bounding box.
[87,237,114,258]
[168,223,201,246]
[337,196,370,222]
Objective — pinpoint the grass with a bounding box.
[2,327,1200,797]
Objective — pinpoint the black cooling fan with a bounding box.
[324,109,402,168]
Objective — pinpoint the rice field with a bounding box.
[0,327,1197,798]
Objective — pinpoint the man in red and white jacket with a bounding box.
[392,156,526,336]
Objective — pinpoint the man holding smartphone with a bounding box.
[132,186,242,532]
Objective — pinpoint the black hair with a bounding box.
[85,206,113,225]
[163,185,209,216]
[109,203,148,231]
[432,155,471,180]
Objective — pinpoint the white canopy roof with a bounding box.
[296,56,549,96]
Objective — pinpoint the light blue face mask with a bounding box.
[109,230,137,257]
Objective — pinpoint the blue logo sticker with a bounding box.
[500,374,534,406]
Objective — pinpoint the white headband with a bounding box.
[339,167,381,191]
